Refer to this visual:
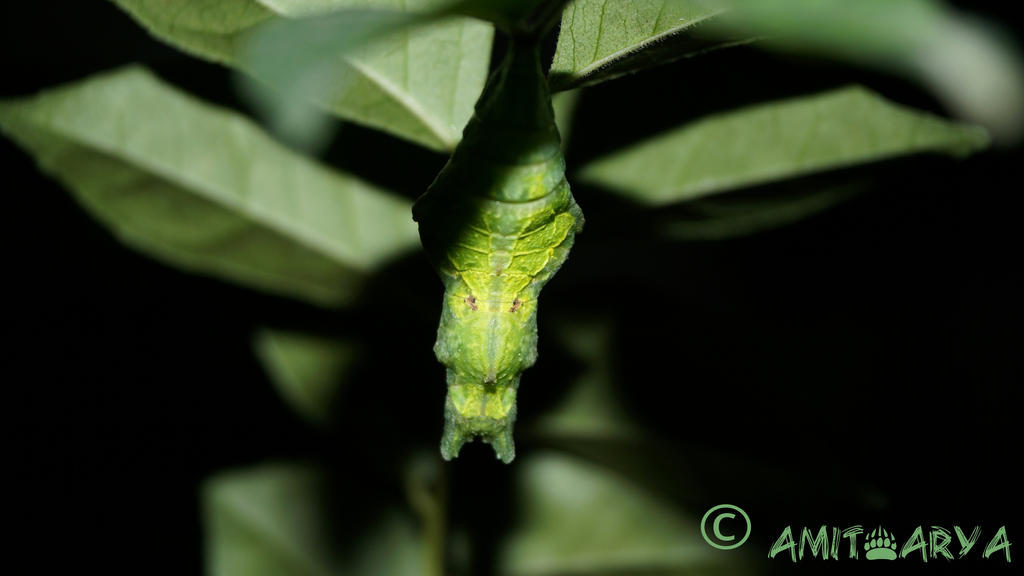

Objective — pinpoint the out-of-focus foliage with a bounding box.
[549,0,740,91]
[4,1,1017,575]
[110,0,277,64]
[111,0,494,151]
[659,183,865,241]
[205,457,750,576]
[499,453,749,575]
[578,85,988,206]
[203,463,426,576]
[552,90,581,150]
[551,0,1024,143]
[525,320,639,443]
[0,67,419,306]
[254,330,357,426]
[203,463,339,576]
[707,0,1024,143]
[227,320,748,576]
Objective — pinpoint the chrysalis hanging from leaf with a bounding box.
[413,34,583,463]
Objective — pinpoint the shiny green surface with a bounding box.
[413,41,583,463]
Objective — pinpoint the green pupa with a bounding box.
[413,34,583,463]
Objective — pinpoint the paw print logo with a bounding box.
[864,526,898,560]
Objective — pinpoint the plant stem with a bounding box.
[406,454,449,576]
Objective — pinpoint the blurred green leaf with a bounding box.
[663,183,863,241]
[204,463,336,576]
[254,329,357,425]
[528,320,639,444]
[236,8,420,152]
[204,463,425,576]
[579,85,988,206]
[403,452,448,576]
[240,2,493,151]
[549,0,745,92]
[527,320,794,532]
[704,0,1024,143]
[0,66,420,306]
[499,452,752,575]
[109,0,275,64]
[525,319,706,506]
[346,513,425,576]
[111,0,494,151]
[551,90,581,150]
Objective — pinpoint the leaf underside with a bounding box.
[0,66,419,306]
[579,85,988,206]
[110,0,494,150]
[549,0,738,92]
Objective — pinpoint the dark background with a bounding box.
[4,2,1019,575]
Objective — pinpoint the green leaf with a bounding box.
[549,0,742,92]
[523,322,791,534]
[498,452,752,575]
[236,8,421,152]
[254,329,357,425]
[204,463,425,576]
[705,0,1024,143]
[663,183,863,241]
[240,3,494,151]
[204,463,336,576]
[527,319,639,444]
[578,85,988,206]
[525,319,684,499]
[109,0,275,64]
[111,0,494,151]
[551,90,581,150]
[0,66,420,306]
